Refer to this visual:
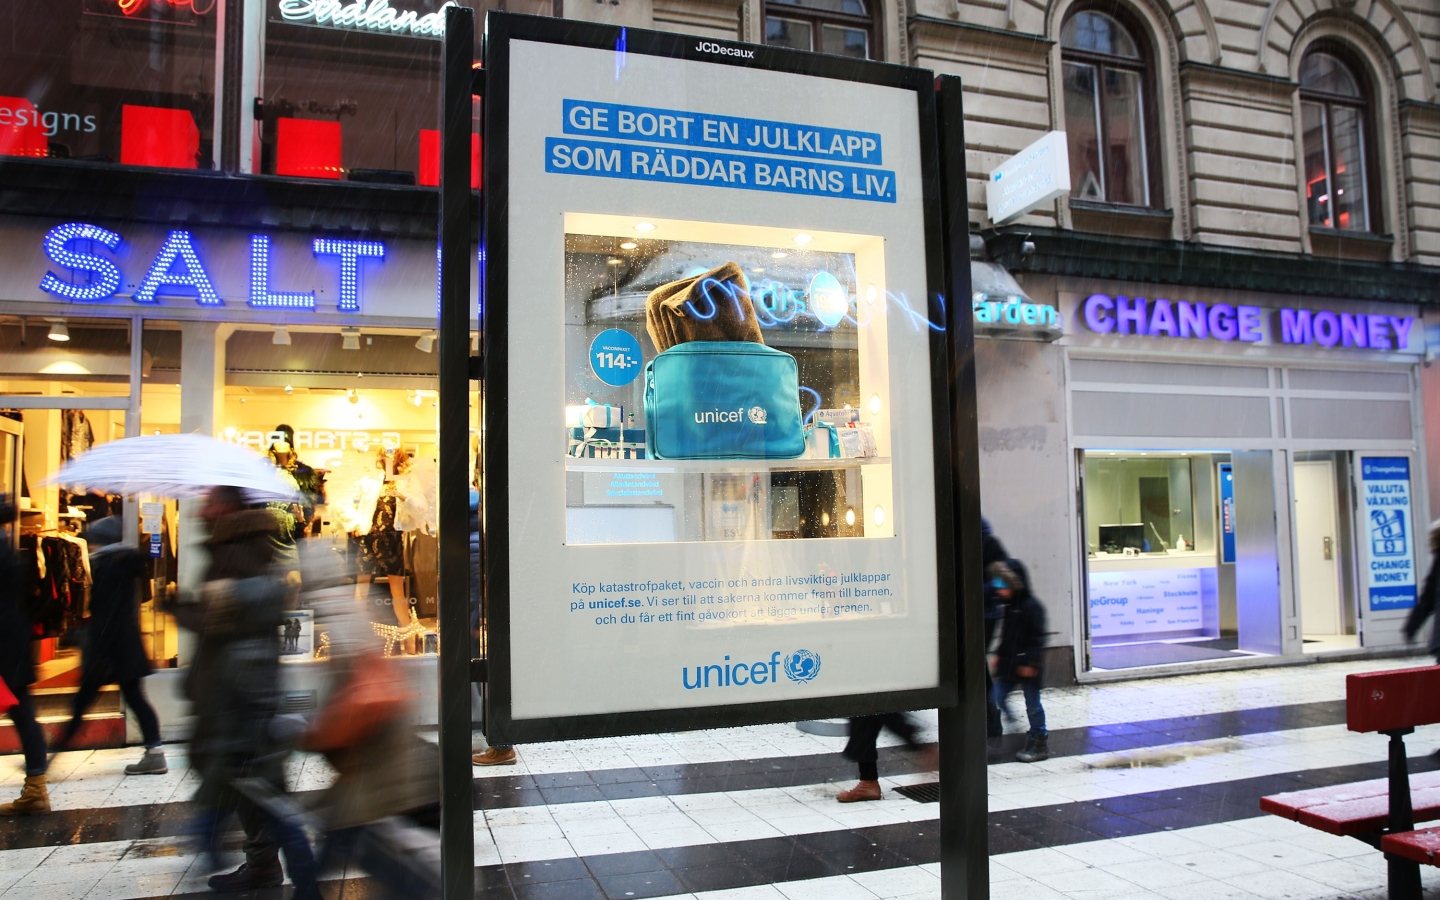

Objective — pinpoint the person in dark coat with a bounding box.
[54,516,166,773]
[0,496,48,816]
[1403,521,1440,665]
[981,518,1009,741]
[170,486,315,897]
[990,559,1050,763]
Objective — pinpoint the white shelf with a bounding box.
[565,456,892,474]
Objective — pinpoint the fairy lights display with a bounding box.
[248,235,316,309]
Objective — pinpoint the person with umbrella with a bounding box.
[53,515,166,775]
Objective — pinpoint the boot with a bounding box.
[472,747,517,766]
[125,749,168,776]
[1016,733,1049,763]
[0,775,50,816]
[208,861,284,891]
[836,780,882,803]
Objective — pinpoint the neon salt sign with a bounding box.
[1081,293,1414,351]
[38,222,385,312]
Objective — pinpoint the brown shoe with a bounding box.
[472,747,517,766]
[836,780,882,803]
[0,775,50,816]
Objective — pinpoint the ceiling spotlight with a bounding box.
[607,257,623,266]
[619,241,637,250]
[347,389,359,404]
[415,331,436,353]
[284,384,293,395]
[47,319,69,342]
[794,233,813,245]
[272,326,291,346]
[634,222,655,232]
[771,252,787,259]
[341,327,361,350]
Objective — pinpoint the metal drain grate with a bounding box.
[894,781,940,804]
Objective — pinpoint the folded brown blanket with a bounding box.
[645,261,765,351]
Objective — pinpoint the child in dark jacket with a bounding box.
[990,559,1049,762]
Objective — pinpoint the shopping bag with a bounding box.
[0,678,15,712]
[301,653,415,753]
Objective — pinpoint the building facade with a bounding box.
[0,0,1437,753]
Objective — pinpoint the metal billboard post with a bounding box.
[439,6,477,900]
[935,73,988,900]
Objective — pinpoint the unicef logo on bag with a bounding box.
[748,406,768,425]
[784,649,821,683]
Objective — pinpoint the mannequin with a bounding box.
[355,446,419,654]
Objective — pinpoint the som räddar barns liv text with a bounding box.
[569,573,894,625]
[548,100,897,203]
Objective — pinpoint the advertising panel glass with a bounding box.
[483,15,954,739]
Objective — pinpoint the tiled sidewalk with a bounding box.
[2,655,1438,899]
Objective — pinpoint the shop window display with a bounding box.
[563,215,896,546]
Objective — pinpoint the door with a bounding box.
[0,417,20,548]
[1295,460,1342,635]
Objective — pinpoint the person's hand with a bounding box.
[1016,665,1038,679]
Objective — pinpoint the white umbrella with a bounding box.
[42,433,298,501]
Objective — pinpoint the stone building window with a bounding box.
[1061,9,1157,207]
[1300,50,1373,233]
[763,0,877,60]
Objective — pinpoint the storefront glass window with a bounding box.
[0,0,216,168]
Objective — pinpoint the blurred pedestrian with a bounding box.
[990,559,1050,763]
[54,516,166,774]
[169,486,315,896]
[1403,520,1440,665]
[981,518,1009,742]
[0,496,47,816]
[836,715,937,802]
[469,486,516,767]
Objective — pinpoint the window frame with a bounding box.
[1298,46,1380,235]
[762,0,879,61]
[1059,6,1162,209]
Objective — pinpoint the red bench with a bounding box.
[1261,666,1440,900]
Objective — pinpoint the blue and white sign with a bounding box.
[1360,456,1417,612]
[1088,567,1215,642]
[1218,463,1236,564]
[589,328,643,386]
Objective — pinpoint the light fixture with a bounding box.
[470,332,479,353]
[874,506,886,526]
[341,327,361,350]
[751,267,765,275]
[794,233,813,246]
[821,511,831,527]
[869,394,882,415]
[845,508,856,527]
[347,389,359,404]
[284,384,293,395]
[634,222,655,232]
[47,319,69,342]
[607,257,623,266]
[415,331,436,353]
[771,252,787,259]
[272,325,291,346]
[619,241,637,250]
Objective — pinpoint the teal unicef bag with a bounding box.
[644,342,805,460]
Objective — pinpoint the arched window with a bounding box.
[764,0,877,60]
[1061,9,1156,206]
[1300,50,1373,232]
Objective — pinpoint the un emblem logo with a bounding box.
[748,406,768,425]
[784,649,821,683]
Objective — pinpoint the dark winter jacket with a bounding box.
[1404,524,1440,654]
[174,507,288,807]
[981,518,1009,624]
[0,537,35,689]
[995,558,1047,681]
[85,537,152,685]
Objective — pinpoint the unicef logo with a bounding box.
[748,406,768,425]
[784,650,821,683]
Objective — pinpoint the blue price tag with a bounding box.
[589,328,643,387]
